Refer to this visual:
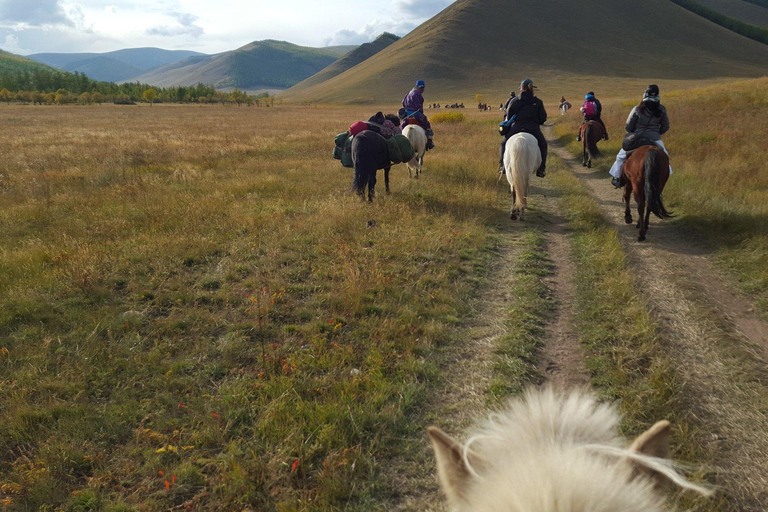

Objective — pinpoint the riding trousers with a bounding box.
[500,126,547,170]
[609,139,673,178]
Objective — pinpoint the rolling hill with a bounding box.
[280,0,768,104]
[286,33,400,95]
[28,48,206,82]
[0,49,61,75]
[128,40,357,90]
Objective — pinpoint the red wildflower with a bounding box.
[291,459,300,472]
[164,479,170,490]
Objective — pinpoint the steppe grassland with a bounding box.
[555,77,768,313]
[0,104,526,509]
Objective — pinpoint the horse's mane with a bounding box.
[384,113,400,125]
[453,388,711,511]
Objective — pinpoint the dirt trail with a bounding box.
[384,224,522,512]
[548,131,768,511]
[384,178,590,510]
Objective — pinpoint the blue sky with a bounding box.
[0,0,454,55]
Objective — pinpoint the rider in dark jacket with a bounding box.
[499,79,548,177]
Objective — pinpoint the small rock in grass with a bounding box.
[350,368,362,377]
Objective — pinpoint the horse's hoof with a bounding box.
[582,162,586,167]
[511,213,518,221]
[587,162,592,169]
[625,215,633,224]
[638,235,646,242]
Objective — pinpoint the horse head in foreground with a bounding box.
[621,145,673,241]
[503,133,541,220]
[402,124,427,179]
[428,387,711,512]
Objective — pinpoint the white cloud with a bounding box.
[0,32,30,53]
[0,0,74,27]
[323,19,417,46]
[396,0,452,18]
[146,11,204,38]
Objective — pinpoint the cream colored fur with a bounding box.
[428,387,711,512]
[504,133,541,220]
[402,124,427,179]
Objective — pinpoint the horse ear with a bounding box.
[629,420,672,488]
[427,426,484,508]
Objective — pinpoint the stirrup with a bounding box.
[611,177,622,188]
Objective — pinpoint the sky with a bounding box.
[0,0,455,55]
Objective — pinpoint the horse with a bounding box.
[503,133,541,221]
[428,387,712,512]
[579,120,602,168]
[351,130,391,202]
[559,101,571,115]
[621,145,673,241]
[402,124,427,179]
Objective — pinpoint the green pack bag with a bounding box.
[386,134,415,164]
[333,131,354,168]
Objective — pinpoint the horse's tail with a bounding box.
[508,136,535,211]
[644,149,673,219]
[586,123,601,160]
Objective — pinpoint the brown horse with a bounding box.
[621,145,673,241]
[580,121,602,168]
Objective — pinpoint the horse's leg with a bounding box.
[623,185,633,224]
[385,166,390,194]
[369,169,377,202]
[510,187,518,220]
[642,204,652,241]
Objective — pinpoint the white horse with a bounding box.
[560,101,571,115]
[428,387,712,512]
[402,124,427,179]
[503,133,541,220]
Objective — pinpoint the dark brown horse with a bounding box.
[621,145,673,241]
[579,121,602,168]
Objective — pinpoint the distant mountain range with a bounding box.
[28,48,206,83]
[127,40,357,90]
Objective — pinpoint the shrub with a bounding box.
[431,112,466,124]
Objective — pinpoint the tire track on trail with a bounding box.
[383,220,523,512]
[547,129,768,511]
[383,177,590,511]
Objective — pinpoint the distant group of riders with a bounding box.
[427,102,466,109]
[337,76,673,199]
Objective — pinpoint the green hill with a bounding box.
[0,49,61,75]
[284,33,400,96]
[695,0,768,27]
[282,0,768,104]
[128,40,357,90]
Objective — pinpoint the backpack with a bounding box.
[582,100,597,117]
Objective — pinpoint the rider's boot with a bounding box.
[576,130,582,142]
[611,176,623,188]
[425,129,435,151]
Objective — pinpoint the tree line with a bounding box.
[668,0,768,46]
[0,68,274,106]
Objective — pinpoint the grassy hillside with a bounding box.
[695,0,768,27]
[130,40,357,89]
[285,33,400,96]
[282,0,768,104]
[0,50,61,75]
[29,48,206,83]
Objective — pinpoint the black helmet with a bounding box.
[645,84,660,97]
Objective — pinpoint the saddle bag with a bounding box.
[333,131,354,168]
[386,134,415,164]
[498,114,517,136]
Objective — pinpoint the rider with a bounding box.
[401,79,435,150]
[576,91,608,141]
[608,84,671,188]
[499,78,548,177]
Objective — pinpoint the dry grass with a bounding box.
[0,103,544,510]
